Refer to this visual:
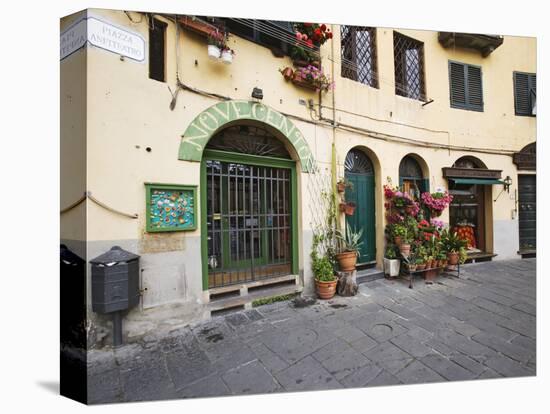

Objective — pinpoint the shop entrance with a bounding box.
[202,125,298,289]
[518,174,536,253]
[449,182,487,252]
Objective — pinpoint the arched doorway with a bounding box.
[399,154,429,198]
[202,124,298,289]
[344,149,376,264]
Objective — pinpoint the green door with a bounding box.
[344,149,376,264]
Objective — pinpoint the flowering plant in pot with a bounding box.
[292,65,334,92]
[391,223,407,246]
[335,223,363,271]
[421,190,453,217]
[398,230,412,258]
[207,29,226,59]
[290,22,333,66]
[336,177,353,193]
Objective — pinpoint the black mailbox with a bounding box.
[90,246,140,346]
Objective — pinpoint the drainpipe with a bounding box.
[330,25,339,230]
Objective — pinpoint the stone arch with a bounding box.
[453,155,488,169]
[400,153,430,178]
[178,100,315,172]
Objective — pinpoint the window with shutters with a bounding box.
[340,26,378,88]
[224,19,295,57]
[149,18,167,82]
[394,32,426,101]
[448,61,483,111]
[514,72,536,116]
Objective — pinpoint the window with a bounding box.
[340,26,378,88]
[449,61,483,111]
[224,19,295,56]
[393,32,426,101]
[149,18,167,82]
[399,155,428,198]
[514,72,536,116]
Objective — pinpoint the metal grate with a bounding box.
[345,149,374,174]
[206,161,292,288]
[206,126,292,159]
[399,156,423,179]
[394,32,426,101]
[340,26,378,88]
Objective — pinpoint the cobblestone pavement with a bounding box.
[87,259,536,404]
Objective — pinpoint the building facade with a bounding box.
[60,9,536,347]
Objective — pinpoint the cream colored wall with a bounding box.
[61,9,535,333]
[60,10,88,244]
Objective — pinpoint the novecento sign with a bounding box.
[60,16,145,62]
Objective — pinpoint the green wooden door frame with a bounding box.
[200,149,299,291]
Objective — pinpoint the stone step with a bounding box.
[208,282,302,315]
[356,267,385,284]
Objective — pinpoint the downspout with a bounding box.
[329,24,339,230]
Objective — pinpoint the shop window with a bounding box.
[514,71,536,116]
[449,61,483,111]
[224,19,295,57]
[394,32,426,101]
[149,18,167,82]
[399,156,427,198]
[341,26,378,88]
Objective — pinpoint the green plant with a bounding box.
[459,247,468,264]
[385,244,398,259]
[312,255,336,281]
[252,293,297,307]
[415,257,425,265]
[392,224,407,238]
[207,29,228,49]
[336,223,364,255]
[440,229,467,253]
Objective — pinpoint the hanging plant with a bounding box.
[292,65,334,92]
[420,191,453,217]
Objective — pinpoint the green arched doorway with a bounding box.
[344,149,376,264]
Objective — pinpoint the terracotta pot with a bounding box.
[399,243,411,257]
[417,263,426,271]
[336,251,357,271]
[344,202,356,216]
[291,76,318,91]
[280,67,294,81]
[315,279,337,299]
[407,263,417,272]
[447,252,459,265]
[424,268,438,283]
[394,236,403,247]
[339,203,346,213]
[337,182,346,193]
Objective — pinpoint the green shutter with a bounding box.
[449,61,483,111]
[514,71,536,116]
[422,178,430,193]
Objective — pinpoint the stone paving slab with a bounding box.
[86,258,536,403]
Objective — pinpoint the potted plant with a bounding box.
[420,190,453,218]
[313,254,337,299]
[335,223,363,271]
[292,65,334,92]
[440,229,467,266]
[392,224,407,247]
[398,229,412,258]
[339,201,356,216]
[383,245,400,277]
[337,178,353,193]
[415,256,426,271]
[207,29,225,60]
[220,47,235,64]
[280,67,294,81]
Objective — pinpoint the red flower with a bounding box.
[306,39,313,47]
[314,28,322,36]
[321,24,327,31]
[327,32,333,39]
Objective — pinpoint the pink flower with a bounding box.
[296,32,303,41]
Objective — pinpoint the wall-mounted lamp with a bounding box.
[251,87,263,100]
[503,175,512,193]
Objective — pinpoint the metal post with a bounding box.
[112,311,123,347]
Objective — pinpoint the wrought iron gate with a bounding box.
[205,159,293,288]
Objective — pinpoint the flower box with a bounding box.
[178,16,215,38]
[291,77,318,91]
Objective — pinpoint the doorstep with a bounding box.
[356,267,385,284]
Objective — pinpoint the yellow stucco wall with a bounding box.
[60,9,536,325]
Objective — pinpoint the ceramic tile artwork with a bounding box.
[150,189,195,230]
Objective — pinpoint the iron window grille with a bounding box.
[340,26,378,88]
[449,61,483,111]
[514,72,537,116]
[393,32,426,101]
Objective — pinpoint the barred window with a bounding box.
[340,26,378,88]
[394,32,426,101]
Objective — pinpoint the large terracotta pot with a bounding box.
[394,236,402,247]
[336,251,357,271]
[315,279,337,299]
[447,252,459,265]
